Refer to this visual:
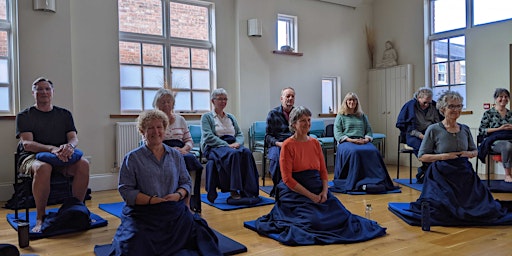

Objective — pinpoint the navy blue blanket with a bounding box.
[477,130,512,163]
[404,158,512,226]
[252,170,386,245]
[109,201,221,256]
[204,146,259,203]
[332,143,398,193]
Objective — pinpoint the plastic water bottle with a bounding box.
[421,201,431,231]
[365,203,372,220]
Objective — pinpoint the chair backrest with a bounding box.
[324,124,334,137]
[309,120,325,138]
[189,125,202,145]
[249,121,266,151]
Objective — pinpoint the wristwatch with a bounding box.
[68,143,76,149]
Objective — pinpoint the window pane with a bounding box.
[143,66,164,88]
[142,43,163,66]
[432,0,465,33]
[171,46,190,68]
[432,86,448,102]
[0,59,8,83]
[0,31,7,57]
[118,0,163,36]
[192,70,209,90]
[192,91,210,111]
[474,0,512,26]
[170,2,209,40]
[121,89,142,111]
[449,85,466,108]
[277,19,289,49]
[449,61,466,85]
[191,48,209,69]
[175,91,191,111]
[172,68,190,89]
[119,41,141,64]
[449,36,465,61]
[0,87,8,111]
[120,65,142,87]
[0,0,6,20]
[144,90,157,110]
[322,79,334,113]
[432,39,448,63]
[432,63,447,86]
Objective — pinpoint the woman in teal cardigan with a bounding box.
[331,92,398,194]
[201,88,260,204]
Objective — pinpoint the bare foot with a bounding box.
[505,175,512,183]
[31,219,43,233]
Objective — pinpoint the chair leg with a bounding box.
[409,153,412,184]
[396,151,400,179]
[487,155,491,187]
[262,151,267,186]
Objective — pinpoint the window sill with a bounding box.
[110,113,203,120]
[318,113,336,118]
[272,50,303,56]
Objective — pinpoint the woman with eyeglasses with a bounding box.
[405,90,512,226]
[478,88,512,183]
[201,88,260,204]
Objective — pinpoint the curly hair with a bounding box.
[137,109,169,135]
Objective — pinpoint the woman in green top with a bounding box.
[331,92,398,193]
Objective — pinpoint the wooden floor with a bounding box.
[2,165,512,256]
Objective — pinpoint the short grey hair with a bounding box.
[414,87,433,99]
[288,106,312,133]
[152,88,175,109]
[493,88,510,99]
[436,90,463,116]
[211,88,228,100]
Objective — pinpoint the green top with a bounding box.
[333,113,373,143]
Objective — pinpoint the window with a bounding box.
[474,0,512,26]
[428,0,512,106]
[277,14,298,52]
[0,0,16,115]
[118,0,214,113]
[321,77,340,114]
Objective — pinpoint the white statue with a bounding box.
[377,41,398,68]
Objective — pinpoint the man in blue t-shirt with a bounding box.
[15,77,89,232]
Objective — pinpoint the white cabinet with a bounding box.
[368,64,413,164]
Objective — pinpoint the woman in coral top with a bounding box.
[254,106,386,245]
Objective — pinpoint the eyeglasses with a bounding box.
[215,97,228,101]
[422,101,432,106]
[447,104,463,110]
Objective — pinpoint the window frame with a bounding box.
[0,0,18,116]
[277,13,298,52]
[118,0,215,114]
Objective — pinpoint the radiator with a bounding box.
[116,122,141,167]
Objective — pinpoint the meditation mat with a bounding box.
[200,192,274,211]
[393,178,423,192]
[388,202,512,227]
[243,220,280,241]
[97,202,247,255]
[482,180,512,193]
[259,186,273,195]
[6,209,108,239]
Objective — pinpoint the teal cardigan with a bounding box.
[200,111,245,152]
